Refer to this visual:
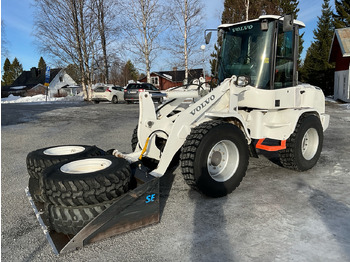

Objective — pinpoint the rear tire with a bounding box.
[180,120,249,197]
[42,155,131,206]
[112,96,118,104]
[279,115,323,171]
[26,145,105,179]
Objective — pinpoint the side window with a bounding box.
[274,25,294,89]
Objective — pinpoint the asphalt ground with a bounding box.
[1,100,350,261]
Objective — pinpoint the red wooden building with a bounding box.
[329,28,350,102]
[139,68,204,90]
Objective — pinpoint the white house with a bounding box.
[48,69,77,96]
[329,28,350,102]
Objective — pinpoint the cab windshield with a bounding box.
[218,21,274,89]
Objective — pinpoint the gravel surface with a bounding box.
[1,100,350,261]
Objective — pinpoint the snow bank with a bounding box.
[1,94,84,104]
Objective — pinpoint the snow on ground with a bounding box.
[1,94,84,104]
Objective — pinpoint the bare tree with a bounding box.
[244,0,249,20]
[1,20,10,59]
[33,0,119,100]
[33,0,91,99]
[120,0,170,83]
[90,0,118,83]
[170,0,203,83]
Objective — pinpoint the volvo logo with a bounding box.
[232,25,253,32]
[190,95,215,116]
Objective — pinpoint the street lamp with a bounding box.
[200,45,206,87]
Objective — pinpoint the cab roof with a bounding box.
[218,15,305,29]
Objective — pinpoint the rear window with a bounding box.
[94,86,108,92]
[112,86,123,91]
[126,84,143,90]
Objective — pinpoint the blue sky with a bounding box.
[1,0,333,72]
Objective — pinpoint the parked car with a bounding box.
[91,85,124,104]
[124,83,163,104]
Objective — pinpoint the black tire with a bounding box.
[26,145,105,179]
[42,155,131,206]
[180,120,249,198]
[46,200,115,235]
[131,125,139,151]
[28,177,46,203]
[93,100,100,104]
[112,96,118,104]
[279,115,323,171]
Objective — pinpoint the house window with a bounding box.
[59,76,63,82]
[151,76,159,86]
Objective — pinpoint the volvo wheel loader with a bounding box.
[26,15,329,254]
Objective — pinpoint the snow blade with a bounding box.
[26,171,159,255]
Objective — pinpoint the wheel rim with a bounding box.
[44,146,85,156]
[207,140,239,182]
[301,128,319,160]
[60,158,112,174]
[113,96,117,103]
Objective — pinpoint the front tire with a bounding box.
[180,120,249,197]
[279,115,323,171]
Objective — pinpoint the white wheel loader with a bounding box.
[122,14,329,196]
[26,15,329,254]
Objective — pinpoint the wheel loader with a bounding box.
[26,15,329,254]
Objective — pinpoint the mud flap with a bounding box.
[26,169,159,255]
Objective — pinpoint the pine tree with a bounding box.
[66,64,82,84]
[300,0,334,95]
[2,58,13,86]
[333,0,350,28]
[38,57,47,71]
[10,58,23,82]
[122,60,139,86]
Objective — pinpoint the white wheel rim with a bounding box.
[207,140,239,182]
[301,128,319,160]
[44,146,85,156]
[60,158,112,174]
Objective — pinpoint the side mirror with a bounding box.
[283,14,294,32]
[205,32,212,44]
[218,29,223,39]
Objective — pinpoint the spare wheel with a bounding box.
[42,155,131,206]
[26,145,105,179]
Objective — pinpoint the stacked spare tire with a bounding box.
[26,145,132,235]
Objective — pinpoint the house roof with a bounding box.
[9,67,62,89]
[330,28,350,60]
[141,69,203,83]
[157,69,203,82]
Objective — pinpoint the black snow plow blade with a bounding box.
[26,170,159,254]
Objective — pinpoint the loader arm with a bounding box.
[133,76,247,177]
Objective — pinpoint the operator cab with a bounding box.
[216,15,305,89]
